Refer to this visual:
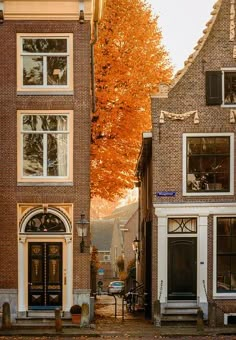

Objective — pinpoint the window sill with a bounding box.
[183,191,233,196]
[213,294,236,299]
[221,104,236,108]
[17,91,74,96]
[17,182,73,187]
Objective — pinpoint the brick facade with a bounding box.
[0,0,103,319]
[138,0,236,325]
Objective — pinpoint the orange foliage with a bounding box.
[91,0,173,200]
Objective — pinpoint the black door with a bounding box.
[168,238,197,300]
[28,242,63,309]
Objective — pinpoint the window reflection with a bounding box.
[187,137,230,192]
[217,218,236,292]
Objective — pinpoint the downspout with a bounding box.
[91,22,98,113]
[91,0,100,113]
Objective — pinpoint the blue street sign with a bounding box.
[156,191,176,197]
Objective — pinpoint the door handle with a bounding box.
[28,282,32,286]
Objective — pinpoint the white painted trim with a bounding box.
[221,67,236,71]
[182,133,234,196]
[16,33,74,94]
[221,68,236,106]
[156,212,207,305]
[154,202,236,216]
[19,207,72,234]
[224,313,236,325]
[17,110,73,183]
[18,209,73,313]
[143,132,152,139]
[155,204,233,307]
[157,217,167,303]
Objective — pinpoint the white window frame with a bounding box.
[17,33,73,95]
[221,68,236,108]
[103,254,111,262]
[213,215,236,299]
[183,133,234,196]
[17,110,73,183]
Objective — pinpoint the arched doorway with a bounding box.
[18,206,73,313]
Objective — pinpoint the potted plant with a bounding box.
[70,304,82,324]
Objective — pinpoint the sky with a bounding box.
[146,0,216,72]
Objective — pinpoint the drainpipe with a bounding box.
[91,22,98,113]
[91,0,100,113]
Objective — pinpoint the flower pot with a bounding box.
[71,314,81,324]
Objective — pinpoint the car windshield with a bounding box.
[111,282,123,286]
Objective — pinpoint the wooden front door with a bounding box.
[28,242,63,309]
[168,238,197,300]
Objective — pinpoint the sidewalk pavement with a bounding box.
[0,317,236,338]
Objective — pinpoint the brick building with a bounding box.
[137,0,236,325]
[0,0,105,320]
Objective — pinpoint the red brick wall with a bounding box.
[152,0,236,323]
[0,21,91,289]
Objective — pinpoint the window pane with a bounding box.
[188,138,201,154]
[217,237,231,253]
[186,136,230,193]
[23,134,43,176]
[217,255,230,273]
[232,237,236,252]
[224,72,236,104]
[231,219,236,235]
[200,156,215,172]
[23,56,43,85]
[168,218,197,233]
[22,38,67,53]
[217,273,231,291]
[47,57,67,85]
[47,134,67,176]
[217,218,231,236]
[231,256,236,272]
[201,138,215,154]
[188,157,200,173]
[215,173,229,191]
[217,218,236,293]
[231,273,236,290]
[215,137,230,154]
[23,115,68,132]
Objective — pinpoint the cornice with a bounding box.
[1,0,105,21]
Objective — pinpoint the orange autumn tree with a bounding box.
[91,0,172,200]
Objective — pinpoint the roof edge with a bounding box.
[170,0,223,90]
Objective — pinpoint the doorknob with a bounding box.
[28,282,32,286]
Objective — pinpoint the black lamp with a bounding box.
[76,213,89,253]
[132,236,140,253]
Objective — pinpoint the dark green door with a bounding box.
[168,238,197,300]
[28,242,62,309]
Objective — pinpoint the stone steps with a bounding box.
[161,301,200,326]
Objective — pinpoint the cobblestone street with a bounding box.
[0,295,236,339]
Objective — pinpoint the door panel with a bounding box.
[168,238,197,300]
[28,242,62,309]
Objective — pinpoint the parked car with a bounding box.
[107,281,125,294]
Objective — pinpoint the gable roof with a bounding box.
[170,0,223,90]
[90,219,113,250]
[104,202,138,221]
